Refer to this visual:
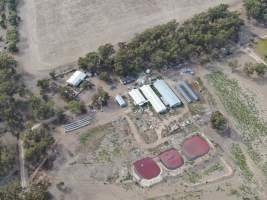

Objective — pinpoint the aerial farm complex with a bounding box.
[1,0,267,200]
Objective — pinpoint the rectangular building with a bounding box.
[176,80,199,103]
[140,85,167,113]
[115,95,127,107]
[129,89,147,106]
[153,80,182,108]
[67,71,87,87]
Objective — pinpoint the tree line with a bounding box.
[78,4,243,77]
[244,0,267,24]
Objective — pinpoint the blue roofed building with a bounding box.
[153,80,182,108]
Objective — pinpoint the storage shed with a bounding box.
[176,80,199,103]
[182,135,210,160]
[140,85,167,113]
[129,89,147,106]
[67,71,87,87]
[153,80,182,107]
[115,95,127,107]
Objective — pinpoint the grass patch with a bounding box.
[255,39,267,59]
[204,163,224,176]
[188,103,205,115]
[231,144,253,181]
[79,124,109,144]
[186,171,202,184]
[207,71,267,142]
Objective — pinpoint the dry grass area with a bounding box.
[17,0,241,78]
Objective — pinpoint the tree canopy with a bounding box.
[244,0,267,24]
[78,4,243,76]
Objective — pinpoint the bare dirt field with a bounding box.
[17,0,242,79]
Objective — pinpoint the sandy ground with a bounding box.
[17,0,242,79]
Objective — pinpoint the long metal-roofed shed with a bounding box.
[176,80,199,103]
[129,89,147,106]
[115,95,127,107]
[67,70,87,87]
[140,85,167,113]
[153,79,182,108]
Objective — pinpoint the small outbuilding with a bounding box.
[182,135,210,160]
[115,95,127,107]
[129,89,147,106]
[159,148,184,170]
[67,71,87,87]
[133,157,162,187]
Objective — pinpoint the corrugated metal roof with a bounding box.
[140,85,167,113]
[182,135,210,160]
[133,157,161,180]
[129,89,147,106]
[179,80,199,101]
[153,80,182,108]
[67,71,87,87]
[175,83,192,103]
[115,95,127,107]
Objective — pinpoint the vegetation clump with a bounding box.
[207,71,267,141]
[23,128,54,164]
[244,0,267,24]
[79,4,243,76]
[231,144,254,181]
[210,111,227,131]
[244,62,267,77]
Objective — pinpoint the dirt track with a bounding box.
[17,0,242,79]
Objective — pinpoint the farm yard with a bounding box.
[1,0,267,200]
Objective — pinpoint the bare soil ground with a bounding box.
[17,0,241,79]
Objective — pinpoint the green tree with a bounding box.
[91,87,110,108]
[67,100,86,114]
[244,0,267,24]
[99,71,110,82]
[23,128,54,164]
[37,79,50,91]
[254,63,267,76]
[210,111,227,130]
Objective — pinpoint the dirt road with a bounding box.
[18,139,28,188]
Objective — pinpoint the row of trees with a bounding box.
[78,4,243,77]
[0,52,25,133]
[23,128,54,165]
[0,0,20,52]
[244,0,267,24]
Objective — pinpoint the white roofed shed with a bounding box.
[115,95,127,107]
[153,80,182,108]
[67,71,87,87]
[140,85,167,113]
[129,89,147,106]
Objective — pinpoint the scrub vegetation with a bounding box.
[231,144,254,181]
[207,71,267,141]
